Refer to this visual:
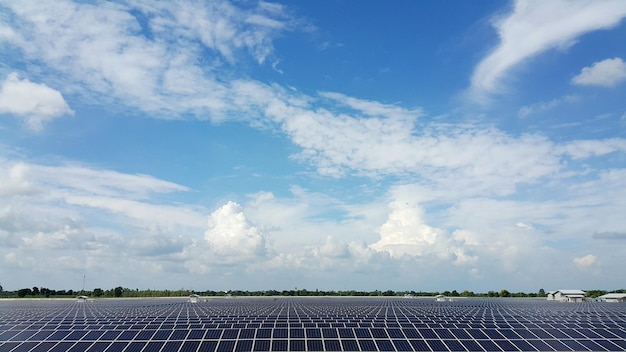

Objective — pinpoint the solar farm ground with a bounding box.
[1,297,625,352]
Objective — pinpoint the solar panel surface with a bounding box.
[0,297,625,351]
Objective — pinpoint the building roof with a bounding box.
[598,293,626,299]
[555,289,586,295]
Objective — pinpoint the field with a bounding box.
[1,297,625,351]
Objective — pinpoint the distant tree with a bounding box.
[538,288,545,297]
[41,288,51,298]
[114,286,124,297]
[0,282,3,294]
[32,287,40,296]
[499,289,510,297]
[93,288,104,297]
[17,288,32,298]
[450,290,459,297]
[585,290,607,298]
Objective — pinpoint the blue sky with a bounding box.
[1,0,626,293]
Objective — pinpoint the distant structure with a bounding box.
[546,290,586,302]
[76,295,89,302]
[597,293,626,303]
[188,294,200,303]
[435,294,447,302]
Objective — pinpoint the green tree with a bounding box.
[32,287,40,296]
[17,288,32,298]
[538,288,545,297]
[114,286,124,297]
[93,288,104,297]
[499,289,510,297]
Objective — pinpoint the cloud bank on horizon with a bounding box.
[1,0,625,292]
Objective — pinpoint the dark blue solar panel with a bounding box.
[47,330,71,341]
[306,340,323,351]
[124,342,146,352]
[27,341,56,352]
[594,339,621,351]
[427,339,449,351]
[205,329,222,339]
[376,339,395,351]
[234,340,253,352]
[340,339,358,351]
[322,328,338,338]
[253,340,270,351]
[10,342,39,352]
[460,339,483,352]
[289,339,305,351]
[273,328,288,338]
[305,328,321,338]
[85,342,111,352]
[371,328,389,338]
[106,342,129,352]
[141,341,164,352]
[222,329,238,339]
[477,339,501,351]
[199,341,218,352]
[217,340,235,352]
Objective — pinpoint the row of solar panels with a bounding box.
[0,322,626,332]
[2,327,626,341]
[2,337,626,352]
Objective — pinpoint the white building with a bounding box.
[435,294,447,302]
[188,294,200,303]
[76,295,89,302]
[546,289,586,302]
[597,293,626,303]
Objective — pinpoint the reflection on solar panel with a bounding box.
[1,298,626,351]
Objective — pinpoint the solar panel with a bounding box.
[2,297,626,352]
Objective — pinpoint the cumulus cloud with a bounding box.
[571,57,626,87]
[204,201,267,257]
[0,73,73,130]
[369,199,447,258]
[573,254,597,268]
[470,0,626,99]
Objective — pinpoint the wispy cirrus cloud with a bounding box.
[470,0,626,101]
[0,0,300,120]
[518,95,580,118]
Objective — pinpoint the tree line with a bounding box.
[1,284,624,299]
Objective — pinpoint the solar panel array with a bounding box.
[1,297,625,351]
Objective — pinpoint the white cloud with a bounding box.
[518,95,580,118]
[0,72,73,130]
[573,254,597,268]
[571,57,626,87]
[470,0,626,99]
[370,199,447,258]
[0,0,297,119]
[559,138,626,159]
[204,201,267,258]
[319,91,423,120]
